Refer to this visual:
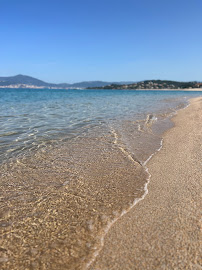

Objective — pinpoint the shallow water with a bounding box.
[1,88,201,163]
[0,89,201,269]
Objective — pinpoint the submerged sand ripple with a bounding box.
[0,126,148,270]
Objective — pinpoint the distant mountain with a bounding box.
[0,75,53,87]
[64,81,136,88]
[0,75,136,89]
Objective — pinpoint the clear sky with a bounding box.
[0,0,201,83]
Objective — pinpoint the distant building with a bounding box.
[196,83,202,88]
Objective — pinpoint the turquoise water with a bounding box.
[0,88,201,163]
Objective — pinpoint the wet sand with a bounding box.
[89,97,202,270]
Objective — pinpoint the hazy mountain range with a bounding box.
[0,75,136,88]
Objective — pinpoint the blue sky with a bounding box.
[0,0,201,83]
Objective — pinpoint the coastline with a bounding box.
[0,87,202,91]
[136,88,202,91]
[89,97,202,270]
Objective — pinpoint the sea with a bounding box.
[0,88,201,269]
[1,88,202,164]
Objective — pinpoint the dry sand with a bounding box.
[89,97,202,270]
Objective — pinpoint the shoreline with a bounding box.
[85,135,164,269]
[85,88,202,92]
[0,96,201,269]
[135,88,202,91]
[89,97,202,269]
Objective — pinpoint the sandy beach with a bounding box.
[89,97,202,270]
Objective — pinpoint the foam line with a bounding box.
[85,131,163,269]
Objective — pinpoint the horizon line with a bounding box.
[0,74,201,84]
